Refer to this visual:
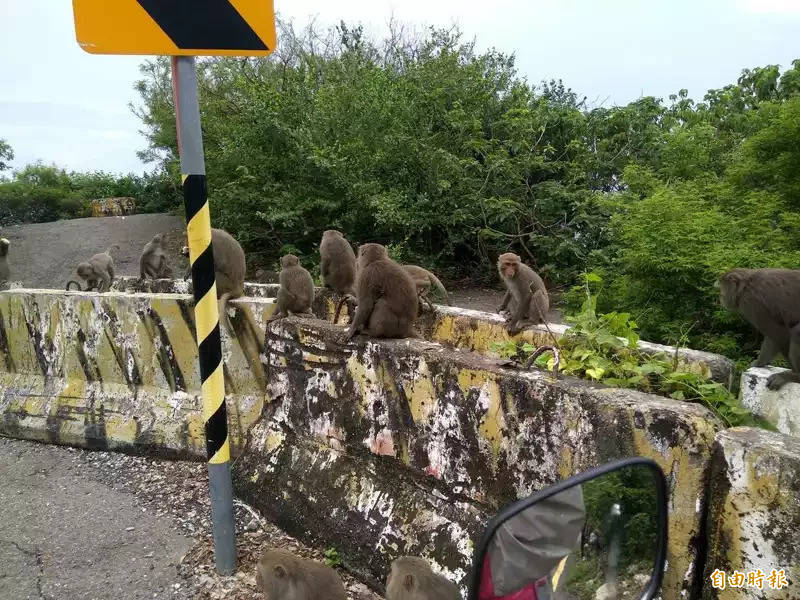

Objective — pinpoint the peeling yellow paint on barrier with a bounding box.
[459,369,504,460]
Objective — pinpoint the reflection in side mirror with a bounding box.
[469,457,668,600]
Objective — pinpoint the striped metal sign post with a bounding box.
[172,56,236,574]
[72,0,276,576]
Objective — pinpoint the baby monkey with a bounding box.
[139,233,172,279]
[386,556,460,600]
[496,252,549,335]
[256,549,346,600]
[270,254,315,320]
[70,247,117,292]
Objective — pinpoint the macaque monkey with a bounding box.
[386,557,460,600]
[256,549,346,600]
[182,228,264,352]
[718,268,800,390]
[139,233,172,279]
[496,253,549,335]
[270,254,315,320]
[0,238,10,284]
[403,265,451,308]
[320,230,356,295]
[345,243,418,340]
[74,248,116,292]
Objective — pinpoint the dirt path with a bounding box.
[1,214,563,322]
[1,213,189,290]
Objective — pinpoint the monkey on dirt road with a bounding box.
[403,265,451,308]
[386,556,460,600]
[718,267,800,390]
[256,549,346,600]
[345,243,418,340]
[139,233,172,279]
[71,247,117,292]
[270,254,315,320]
[182,228,264,353]
[496,252,549,335]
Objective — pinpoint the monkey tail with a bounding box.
[66,280,83,291]
[219,294,266,354]
[429,274,450,305]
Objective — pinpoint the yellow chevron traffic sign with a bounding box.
[72,0,276,56]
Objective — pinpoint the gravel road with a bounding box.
[0,437,381,600]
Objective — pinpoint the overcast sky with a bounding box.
[1,0,798,175]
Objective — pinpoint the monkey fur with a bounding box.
[0,237,10,284]
[345,243,418,340]
[403,265,451,307]
[718,268,800,390]
[76,248,116,292]
[319,230,357,295]
[496,252,549,335]
[270,254,315,320]
[140,233,172,279]
[256,549,346,600]
[183,228,265,353]
[385,556,460,600]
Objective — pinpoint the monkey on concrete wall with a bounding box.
[496,252,549,335]
[182,228,264,353]
[403,265,451,307]
[718,267,800,390]
[72,247,117,292]
[0,237,10,285]
[345,243,418,340]
[270,254,315,320]
[320,230,356,296]
[256,549,346,600]
[139,233,172,279]
[386,557,460,600]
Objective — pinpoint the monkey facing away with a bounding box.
[496,252,549,335]
[140,233,172,279]
[270,254,315,320]
[403,265,451,307]
[73,248,116,292]
[320,230,356,295]
[182,228,264,353]
[718,268,800,390]
[345,243,418,340]
[256,549,346,600]
[386,556,460,600]
[0,238,10,284]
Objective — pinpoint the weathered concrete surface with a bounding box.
[703,428,800,599]
[418,306,735,386]
[740,367,800,437]
[113,276,733,385]
[0,436,191,599]
[0,288,273,457]
[0,286,725,599]
[232,317,721,598]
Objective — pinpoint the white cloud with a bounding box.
[741,0,800,14]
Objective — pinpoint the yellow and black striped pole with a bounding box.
[171,55,237,574]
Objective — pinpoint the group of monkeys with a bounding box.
[53,226,800,392]
[257,550,459,600]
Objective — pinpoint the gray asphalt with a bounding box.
[0,437,192,600]
[1,213,188,290]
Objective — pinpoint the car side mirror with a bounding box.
[468,457,668,600]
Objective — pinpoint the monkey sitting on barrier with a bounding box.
[140,233,172,279]
[345,243,418,340]
[718,267,800,390]
[269,254,315,320]
[256,549,346,600]
[496,252,549,335]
